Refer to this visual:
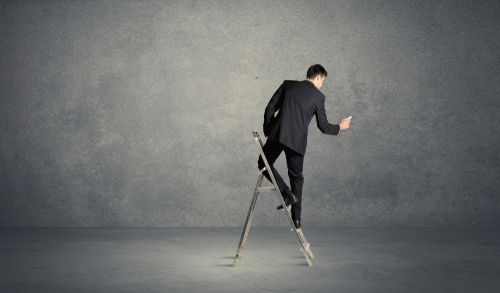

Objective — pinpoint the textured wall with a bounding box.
[1,0,499,227]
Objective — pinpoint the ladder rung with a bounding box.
[257,186,276,192]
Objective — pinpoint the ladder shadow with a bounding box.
[294,263,312,267]
[217,264,235,267]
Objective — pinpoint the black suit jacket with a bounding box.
[263,80,340,155]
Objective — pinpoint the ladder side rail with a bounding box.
[233,171,264,265]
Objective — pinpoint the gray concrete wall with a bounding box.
[1,0,499,227]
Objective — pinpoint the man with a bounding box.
[258,64,351,229]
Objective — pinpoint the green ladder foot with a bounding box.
[311,255,315,259]
[238,256,241,259]
[309,263,313,267]
[233,263,237,267]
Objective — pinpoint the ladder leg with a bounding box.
[297,228,314,259]
[291,225,313,266]
[233,172,264,266]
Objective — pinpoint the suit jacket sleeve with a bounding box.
[315,98,340,135]
[263,82,285,137]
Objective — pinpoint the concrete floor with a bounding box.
[1,227,499,293]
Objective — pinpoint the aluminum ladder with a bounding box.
[233,130,314,267]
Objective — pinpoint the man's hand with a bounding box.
[339,117,351,130]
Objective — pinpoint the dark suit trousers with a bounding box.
[257,140,304,222]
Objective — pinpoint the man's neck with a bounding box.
[306,79,319,89]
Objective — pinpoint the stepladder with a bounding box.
[233,130,314,267]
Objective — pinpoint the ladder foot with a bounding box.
[238,256,242,259]
[309,263,313,267]
[310,255,314,259]
[233,263,237,267]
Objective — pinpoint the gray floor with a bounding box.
[1,227,499,293]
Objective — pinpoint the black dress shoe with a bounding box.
[294,220,301,229]
[276,193,298,210]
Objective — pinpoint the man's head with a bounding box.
[306,64,328,89]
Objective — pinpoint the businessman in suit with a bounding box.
[258,64,351,229]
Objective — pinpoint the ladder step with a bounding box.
[257,186,276,192]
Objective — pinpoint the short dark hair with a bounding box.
[307,64,328,79]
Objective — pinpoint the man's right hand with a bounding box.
[339,117,351,130]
